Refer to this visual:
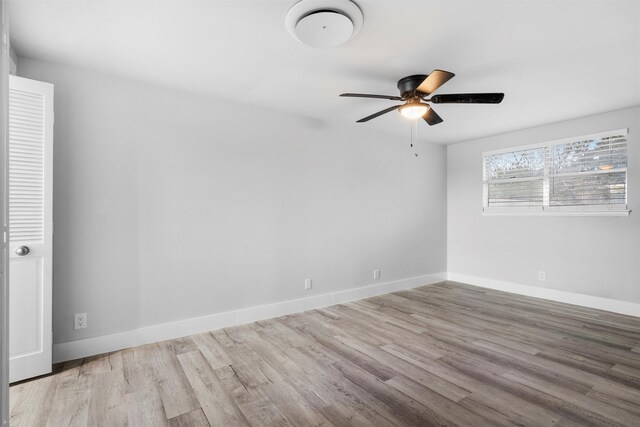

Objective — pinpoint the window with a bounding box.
[483,129,629,215]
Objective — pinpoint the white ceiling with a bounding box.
[8,0,640,144]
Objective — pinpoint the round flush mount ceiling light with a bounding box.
[285,0,363,48]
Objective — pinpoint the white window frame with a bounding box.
[482,128,630,216]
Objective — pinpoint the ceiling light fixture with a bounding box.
[399,101,429,119]
[285,0,363,48]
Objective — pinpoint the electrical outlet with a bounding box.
[373,269,380,280]
[74,313,87,330]
[538,271,546,281]
[304,278,312,290]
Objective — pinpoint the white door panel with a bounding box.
[8,75,53,383]
[9,257,41,356]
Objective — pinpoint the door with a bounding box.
[8,75,53,383]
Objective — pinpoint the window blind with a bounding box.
[484,147,544,207]
[549,133,627,207]
[483,129,628,213]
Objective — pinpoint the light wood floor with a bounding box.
[10,281,640,426]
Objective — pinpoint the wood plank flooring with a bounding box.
[10,281,640,426]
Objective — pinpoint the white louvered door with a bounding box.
[8,76,53,383]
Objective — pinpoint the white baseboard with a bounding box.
[447,272,640,317]
[53,272,447,363]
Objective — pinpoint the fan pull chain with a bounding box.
[410,119,413,149]
[410,119,418,157]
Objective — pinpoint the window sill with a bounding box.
[482,209,631,217]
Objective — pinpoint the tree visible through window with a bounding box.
[483,129,628,214]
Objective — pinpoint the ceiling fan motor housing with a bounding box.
[397,74,428,98]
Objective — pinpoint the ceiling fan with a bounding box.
[340,70,504,125]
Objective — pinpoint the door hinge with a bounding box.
[2,25,7,50]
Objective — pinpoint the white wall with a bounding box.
[17,57,447,345]
[448,107,640,304]
[8,45,16,75]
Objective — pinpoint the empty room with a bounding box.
[1,0,639,426]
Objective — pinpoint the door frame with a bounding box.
[1,0,10,424]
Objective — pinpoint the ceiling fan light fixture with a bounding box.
[400,102,429,119]
[340,70,504,125]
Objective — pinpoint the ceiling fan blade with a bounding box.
[423,107,443,126]
[356,105,401,123]
[430,93,504,104]
[416,70,455,95]
[340,93,403,101]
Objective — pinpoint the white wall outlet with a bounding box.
[538,271,546,281]
[304,278,312,290]
[373,269,380,280]
[74,313,88,330]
